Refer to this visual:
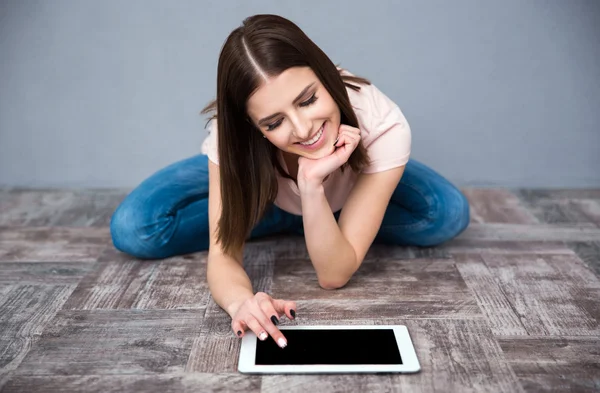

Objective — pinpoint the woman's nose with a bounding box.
[292,117,313,140]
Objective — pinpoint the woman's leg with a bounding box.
[374,159,470,247]
[110,154,294,259]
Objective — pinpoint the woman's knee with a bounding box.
[109,202,166,260]
[420,185,470,246]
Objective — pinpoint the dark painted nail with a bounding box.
[271,315,279,326]
[237,330,242,337]
[290,309,296,319]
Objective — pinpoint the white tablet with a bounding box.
[238,325,420,374]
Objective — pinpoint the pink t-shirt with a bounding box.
[201,73,411,216]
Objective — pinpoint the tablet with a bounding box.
[238,325,420,374]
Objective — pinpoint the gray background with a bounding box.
[1,0,599,189]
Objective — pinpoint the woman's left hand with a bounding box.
[297,124,361,190]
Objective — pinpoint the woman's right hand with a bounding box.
[230,292,297,349]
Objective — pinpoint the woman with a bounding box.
[110,14,470,349]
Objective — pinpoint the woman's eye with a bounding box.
[266,119,283,131]
[299,94,318,107]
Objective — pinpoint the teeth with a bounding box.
[299,124,324,146]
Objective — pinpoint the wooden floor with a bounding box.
[1,188,600,392]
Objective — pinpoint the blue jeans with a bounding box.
[110,154,470,259]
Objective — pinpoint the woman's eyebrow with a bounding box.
[257,82,316,126]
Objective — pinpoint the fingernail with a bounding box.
[333,137,339,146]
[290,309,296,319]
[237,330,242,337]
[259,332,268,341]
[271,315,279,326]
[278,338,287,348]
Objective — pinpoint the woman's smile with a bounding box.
[295,121,326,150]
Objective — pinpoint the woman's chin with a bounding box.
[295,144,336,160]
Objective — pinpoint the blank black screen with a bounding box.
[255,329,402,365]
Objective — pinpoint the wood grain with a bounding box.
[478,253,600,335]
[441,240,573,256]
[14,309,204,376]
[0,189,127,227]
[462,189,539,224]
[516,189,600,227]
[185,315,241,373]
[567,241,600,277]
[386,319,524,393]
[456,223,600,242]
[1,188,600,392]
[63,255,209,310]
[261,375,394,393]
[0,374,260,393]
[454,254,528,336]
[0,285,76,374]
[498,336,600,393]
[273,258,475,305]
[0,227,110,262]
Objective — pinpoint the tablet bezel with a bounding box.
[238,325,420,374]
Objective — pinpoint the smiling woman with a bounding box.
[109,14,470,349]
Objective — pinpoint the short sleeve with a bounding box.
[201,119,219,165]
[354,83,412,174]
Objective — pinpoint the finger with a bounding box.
[232,319,247,338]
[335,133,359,152]
[335,133,348,147]
[245,316,268,341]
[339,129,361,143]
[255,299,288,348]
[339,124,361,135]
[272,299,298,320]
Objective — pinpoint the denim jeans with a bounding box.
[110,154,470,259]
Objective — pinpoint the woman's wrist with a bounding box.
[224,292,255,318]
[298,179,325,197]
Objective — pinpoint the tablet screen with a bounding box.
[255,329,402,365]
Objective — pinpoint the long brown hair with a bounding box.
[201,14,371,256]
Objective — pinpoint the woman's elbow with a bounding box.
[318,277,351,290]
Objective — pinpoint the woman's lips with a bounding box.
[296,121,326,151]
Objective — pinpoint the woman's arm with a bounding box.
[300,166,405,289]
[206,160,254,317]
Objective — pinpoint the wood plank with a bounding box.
[261,374,394,393]
[567,241,600,277]
[516,189,600,201]
[271,257,481,321]
[498,336,600,393]
[441,240,573,256]
[264,236,451,262]
[0,227,110,262]
[185,315,241,373]
[272,318,523,393]
[481,253,600,335]
[291,298,481,320]
[62,254,209,310]
[243,243,276,295]
[0,262,93,286]
[14,309,204,376]
[516,189,600,226]
[543,253,600,322]
[389,319,523,392]
[0,189,127,227]
[462,189,539,224]
[454,254,528,335]
[0,374,260,393]
[0,285,76,374]
[273,257,474,301]
[456,223,600,242]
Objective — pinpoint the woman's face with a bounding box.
[246,66,341,160]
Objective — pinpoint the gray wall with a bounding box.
[1,0,599,188]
